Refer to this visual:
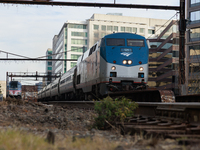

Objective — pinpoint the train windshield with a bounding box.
[127,39,145,47]
[106,38,125,46]
[9,81,18,88]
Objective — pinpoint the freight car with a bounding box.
[38,32,149,101]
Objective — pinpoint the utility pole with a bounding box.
[179,0,186,95]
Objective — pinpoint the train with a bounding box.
[38,32,149,101]
[7,81,22,99]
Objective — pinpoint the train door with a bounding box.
[73,67,77,91]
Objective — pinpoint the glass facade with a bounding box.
[187,0,200,94]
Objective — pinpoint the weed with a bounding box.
[93,96,138,129]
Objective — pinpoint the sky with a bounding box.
[0,0,179,85]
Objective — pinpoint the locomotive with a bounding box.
[38,32,149,101]
[7,81,22,99]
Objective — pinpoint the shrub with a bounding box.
[94,96,138,129]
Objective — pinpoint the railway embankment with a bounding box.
[0,98,199,150]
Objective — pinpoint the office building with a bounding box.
[52,13,169,76]
[186,0,200,94]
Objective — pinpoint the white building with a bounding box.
[45,48,52,85]
[52,13,169,76]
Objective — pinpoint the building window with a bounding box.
[71,32,87,37]
[71,39,87,45]
[189,45,200,59]
[48,62,52,65]
[71,54,81,59]
[71,62,77,68]
[140,28,145,33]
[133,27,137,33]
[190,11,200,24]
[189,62,200,73]
[190,28,200,42]
[94,33,99,38]
[121,27,125,32]
[126,27,132,32]
[107,26,113,31]
[71,46,86,52]
[48,67,52,71]
[190,0,200,7]
[101,25,106,31]
[114,26,118,31]
[93,25,99,30]
[148,29,155,34]
[172,51,179,57]
[69,24,87,29]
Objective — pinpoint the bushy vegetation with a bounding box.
[94,96,138,129]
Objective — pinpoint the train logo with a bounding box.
[120,48,133,57]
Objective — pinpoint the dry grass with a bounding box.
[0,129,120,150]
[0,129,52,150]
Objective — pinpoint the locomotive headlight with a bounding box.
[123,60,127,64]
[111,66,116,70]
[139,67,144,71]
[128,60,132,64]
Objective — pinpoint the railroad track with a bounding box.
[118,102,200,139]
[43,100,200,139]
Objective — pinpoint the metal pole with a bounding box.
[179,0,186,95]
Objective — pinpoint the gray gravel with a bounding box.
[0,98,199,150]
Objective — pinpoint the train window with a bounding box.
[89,44,97,56]
[106,38,125,46]
[127,39,144,47]
[89,46,94,56]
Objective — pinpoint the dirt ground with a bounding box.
[0,98,199,150]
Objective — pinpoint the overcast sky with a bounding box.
[0,0,179,84]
